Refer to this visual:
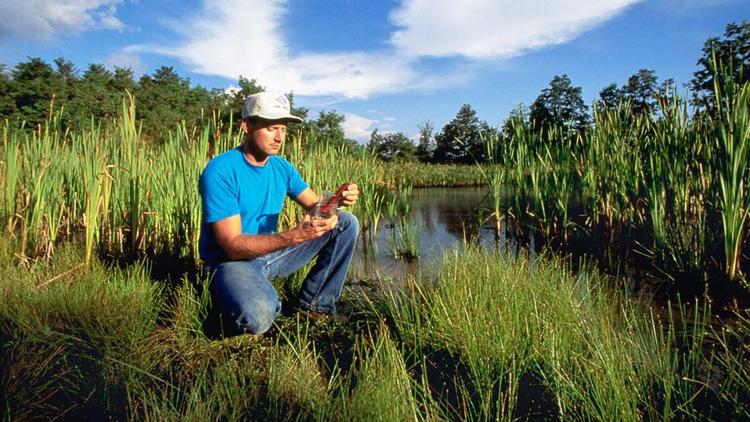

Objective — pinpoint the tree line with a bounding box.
[0,21,747,163]
[371,20,748,164]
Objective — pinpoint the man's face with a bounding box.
[245,119,288,156]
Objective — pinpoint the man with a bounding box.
[199,91,359,336]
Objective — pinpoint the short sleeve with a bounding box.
[199,162,240,223]
[284,160,308,198]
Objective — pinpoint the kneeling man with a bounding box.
[199,91,359,335]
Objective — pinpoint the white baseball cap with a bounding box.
[241,91,303,123]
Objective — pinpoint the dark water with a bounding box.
[350,187,517,281]
[348,186,750,312]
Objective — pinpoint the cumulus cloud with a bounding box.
[130,0,435,98]
[341,113,378,143]
[0,0,124,42]
[132,0,641,98]
[389,0,642,58]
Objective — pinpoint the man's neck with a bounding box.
[242,142,269,166]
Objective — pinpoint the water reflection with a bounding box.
[350,187,519,281]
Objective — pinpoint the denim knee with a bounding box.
[208,260,281,336]
[337,211,359,236]
[235,291,280,335]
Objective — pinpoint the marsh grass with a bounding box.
[709,66,750,284]
[385,183,420,260]
[3,67,749,291]
[374,245,747,420]
[487,72,750,291]
[0,231,748,420]
[338,326,436,421]
[0,237,161,420]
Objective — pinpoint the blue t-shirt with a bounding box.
[198,147,308,261]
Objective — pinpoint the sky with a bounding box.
[0,0,747,142]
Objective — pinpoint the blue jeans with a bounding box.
[207,212,359,335]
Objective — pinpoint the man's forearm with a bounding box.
[223,231,300,260]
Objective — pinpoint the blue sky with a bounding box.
[0,0,747,142]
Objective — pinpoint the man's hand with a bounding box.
[286,214,339,243]
[339,183,359,207]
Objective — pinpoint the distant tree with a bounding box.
[67,63,114,127]
[136,66,193,139]
[597,82,623,111]
[308,110,359,152]
[313,110,346,140]
[415,120,434,163]
[434,104,494,164]
[0,64,16,117]
[690,20,750,107]
[501,103,529,141]
[11,57,62,126]
[111,66,136,95]
[622,69,659,115]
[186,85,215,123]
[598,70,674,118]
[367,130,417,162]
[53,57,78,116]
[529,74,589,134]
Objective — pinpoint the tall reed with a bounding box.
[709,67,750,283]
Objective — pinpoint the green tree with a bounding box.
[313,110,346,140]
[67,63,115,128]
[529,74,589,134]
[434,104,494,164]
[501,103,529,141]
[11,57,62,127]
[597,82,623,111]
[111,66,136,95]
[136,66,193,140]
[690,20,750,108]
[415,120,434,163]
[309,110,359,152]
[623,68,659,115]
[0,64,16,117]
[53,57,78,104]
[367,130,417,162]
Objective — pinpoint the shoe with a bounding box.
[299,308,349,324]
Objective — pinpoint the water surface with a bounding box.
[350,187,514,281]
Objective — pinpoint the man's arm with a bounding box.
[293,187,319,211]
[211,186,333,261]
[212,185,357,261]
[292,185,360,209]
[211,213,337,260]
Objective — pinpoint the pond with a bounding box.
[350,187,530,281]
[347,186,750,312]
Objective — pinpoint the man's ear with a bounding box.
[240,118,251,135]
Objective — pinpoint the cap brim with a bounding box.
[248,113,304,123]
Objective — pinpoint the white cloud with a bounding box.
[130,0,439,99]
[389,0,643,58]
[132,0,641,99]
[0,0,124,42]
[341,113,378,143]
